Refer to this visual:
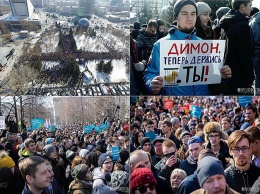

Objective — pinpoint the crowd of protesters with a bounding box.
[0,117,130,194]
[129,96,260,194]
[130,0,260,95]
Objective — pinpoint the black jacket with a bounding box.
[217,10,254,94]
[179,155,197,176]
[205,139,231,168]
[224,164,260,193]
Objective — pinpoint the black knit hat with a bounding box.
[140,137,151,148]
[157,19,165,26]
[134,22,141,29]
[174,0,197,19]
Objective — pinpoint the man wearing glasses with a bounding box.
[155,139,180,185]
[225,130,260,193]
[204,122,231,168]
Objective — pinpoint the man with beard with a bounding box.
[225,130,260,193]
[19,156,51,194]
[144,0,231,95]
[192,157,238,194]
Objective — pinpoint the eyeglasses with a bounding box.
[231,147,250,154]
[209,134,220,139]
[136,183,156,194]
[164,151,176,158]
[103,160,113,165]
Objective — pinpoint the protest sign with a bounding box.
[84,126,92,134]
[163,99,173,109]
[238,96,252,107]
[160,40,225,86]
[112,146,120,161]
[191,105,202,119]
[0,116,5,129]
[31,118,44,130]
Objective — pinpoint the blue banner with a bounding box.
[145,131,156,142]
[112,146,120,161]
[31,118,44,130]
[191,105,202,119]
[94,125,101,133]
[100,123,109,131]
[48,126,56,132]
[238,96,252,107]
[84,125,92,134]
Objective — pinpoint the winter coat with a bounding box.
[177,173,200,194]
[136,30,157,62]
[191,184,240,194]
[92,167,110,188]
[179,155,197,176]
[205,139,231,168]
[144,27,210,95]
[224,164,260,193]
[22,184,48,194]
[250,12,260,60]
[216,10,254,94]
[68,179,92,194]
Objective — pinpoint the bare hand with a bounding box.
[220,65,232,79]
[165,155,176,167]
[151,76,163,94]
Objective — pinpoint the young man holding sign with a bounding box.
[144,0,231,95]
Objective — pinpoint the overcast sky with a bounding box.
[253,0,260,9]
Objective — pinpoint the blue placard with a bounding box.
[238,96,252,107]
[112,146,120,161]
[83,126,92,134]
[145,131,156,142]
[31,118,44,130]
[191,105,202,119]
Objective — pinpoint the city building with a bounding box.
[0,0,44,31]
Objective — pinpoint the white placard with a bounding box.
[160,40,226,86]
[0,116,5,129]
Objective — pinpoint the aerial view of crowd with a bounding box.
[0,118,130,194]
[129,96,260,194]
[130,0,260,96]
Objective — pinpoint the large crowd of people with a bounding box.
[0,118,130,194]
[130,0,260,95]
[130,96,260,194]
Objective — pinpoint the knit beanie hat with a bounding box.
[45,138,54,145]
[134,22,141,29]
[71,164,89,180]
[111,170,129,193]
[216,7,230,20]
[98,153,112,167]
[196,156,224,187]
[196,2,211,17]
[79,149,90,158]
[157,19,165,27]
[43,144,55,157]
[130,166,157,191]
[140,137,151,148]
[171,117,180,125]
[0,156,15,168]
[66,150,76,162]
[174,0,197,19]
[180,130,190,140]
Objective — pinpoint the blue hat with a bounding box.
[197,156,224,187]
[45,138,54,145]
[188,136,202,145]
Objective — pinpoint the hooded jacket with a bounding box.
[92,167,110,188]
[216,10,254,94]
[250,12,260,59]
[68,179,92,194]
[144,27,209,95]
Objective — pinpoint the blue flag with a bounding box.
[100,123,109,131]
[31,118,44,130]
[191,105,202,119]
